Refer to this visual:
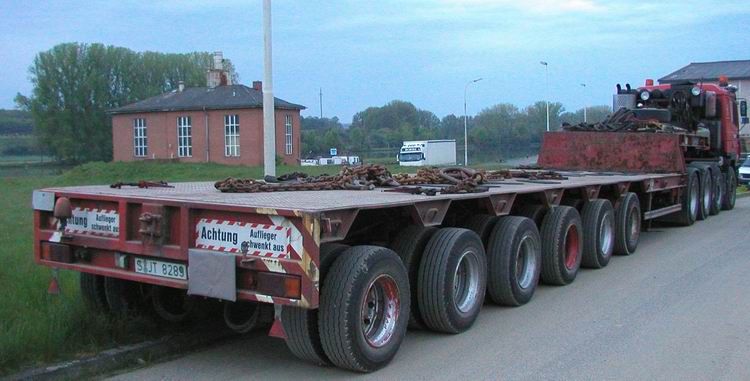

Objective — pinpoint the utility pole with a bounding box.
[262,0,276,177]
[319,87,323,118]
[464,78,482,166]
[580,83,587,123]
[540,61,550,132]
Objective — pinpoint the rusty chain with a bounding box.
[214,164,565,194]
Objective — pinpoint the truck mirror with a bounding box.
[741,100,747,117]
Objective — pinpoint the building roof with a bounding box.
[659,60,750,83]
[109,84,305,114]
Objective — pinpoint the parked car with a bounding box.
[739,157,750,185]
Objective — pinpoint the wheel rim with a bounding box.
[703,177,712,210]
[689,180,699,217]
[453,249,481,313]
[627,206,640,244]
[716,177,724,206]
[361,274,400,348]
[564,224,580,270]
[515,234,537,289]
[599,213,614,256]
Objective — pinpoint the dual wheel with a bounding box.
[672,164,735,226]
[80,274,196,323]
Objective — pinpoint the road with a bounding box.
[109,197,750,381]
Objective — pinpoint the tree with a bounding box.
[21,43,238,162]
[560,105,612,125]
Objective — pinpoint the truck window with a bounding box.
[399,152,423,162]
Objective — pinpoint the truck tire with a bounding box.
[673,168,699,226]
[455,214,498,245]
[722,168,737,210]
[151,286,194,323]
[580,199,615,269]
[486,216,541,306]
[388,226,436,330]
[418,228,487,333]
[283,243,349,366]
[708,165,723,216]
[319,246,409,372]
[613,193,641,256]
[103,277,145,316]
[540,206,583,285]
[695,167,711,221]
[80,273,108,312]
[516,204,547,227]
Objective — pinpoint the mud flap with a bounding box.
[187,249,236,301]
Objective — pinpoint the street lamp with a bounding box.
[540,61,549,132]
[580,83,587,123]
[464,77,482,166]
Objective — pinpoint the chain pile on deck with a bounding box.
[561,108,682,133]
[215,164,566,195]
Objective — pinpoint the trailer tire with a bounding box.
[695,167,711,221]
[80,273,108,312]
[673,168,699,226]
[282,243,349,366]
[613,192,641,256]
[540,206,583,285]
[151,286,194,323]
[103,277,145,316]
[455,214,498,245]
[580,199,615,269]
[320,246,409,372]
[709,165,723,216]
[486,217,541,306]
[516,204,547,227]
[722,169,737,210]
[388,226,437,330]
[419,228,487,333]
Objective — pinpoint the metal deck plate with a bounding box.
[41,172,677,213]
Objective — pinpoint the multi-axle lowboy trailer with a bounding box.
[31,79,742,372]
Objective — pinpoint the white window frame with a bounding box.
[224,114,240,157]
[177,116,192,157]
[133,118,147,157]
[285,114,293,155]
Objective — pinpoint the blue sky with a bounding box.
[0,0,747,121]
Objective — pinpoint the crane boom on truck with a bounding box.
[30,77,740,373]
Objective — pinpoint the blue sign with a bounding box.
[329,148,337,156]
[742,117,749,125]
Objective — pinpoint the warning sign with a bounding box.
[195,219,290,259]
[65,207,119,236]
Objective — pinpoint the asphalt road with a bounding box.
[109,197,750,381]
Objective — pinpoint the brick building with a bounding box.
[110,53,305,165]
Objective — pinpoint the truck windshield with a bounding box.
[399,152,423,162]
[743,157,750,167]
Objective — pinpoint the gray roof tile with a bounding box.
[109,84,305,114]
[659,60,750,83]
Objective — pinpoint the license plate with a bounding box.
[134,258,187,280]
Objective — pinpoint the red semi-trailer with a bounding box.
[31,79,741,372]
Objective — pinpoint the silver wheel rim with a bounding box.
[453,250,481,313]
[599,213,614,257]
[703,177,712,210]
[689,180,699,217]
[627,207,639,243]
[515,234,537,290]
[361,274,400,348]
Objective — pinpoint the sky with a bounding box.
[0,0,748,122]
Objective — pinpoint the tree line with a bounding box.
[302,100,611,162]
[0,109,33,135]
[16,43,237,162]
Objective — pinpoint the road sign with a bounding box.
[330,148,337,156]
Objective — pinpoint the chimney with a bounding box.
[178,80,185,92]
[213,51,224,70]
[252,81,262,91]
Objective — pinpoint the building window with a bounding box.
[133,118,147,157]
[224,114,240,157]
[177,116,192,157]
[285,114,293,155]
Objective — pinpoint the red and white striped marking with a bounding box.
[65,207,119,237]
[195,218,298,259]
